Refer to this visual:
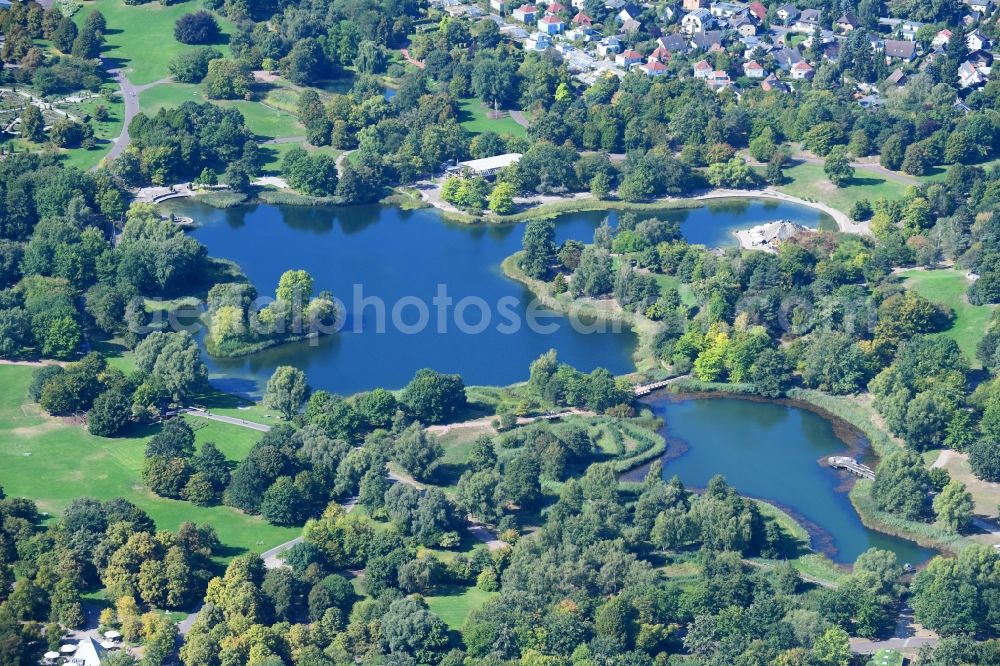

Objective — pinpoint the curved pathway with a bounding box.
[96,69,171,170]
[509,110,530,128]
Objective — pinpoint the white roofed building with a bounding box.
[447,153,523,178]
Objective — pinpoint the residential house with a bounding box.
[641,59,669,75]
[932,28,952,48]
[963,11,983,26]
[761,72,791,92]
[966,0,994,13]
[565,26,595,40]
[617,3,641,21]
[731,14,758,36]
[706,70,732,90]
[537,15,565,33]
[743,60,765,77]
[821,40,841,61]
[650,45,672,61]
[776,3,800,24]
[525,31,554,49]
[959,60,988,88]
[772,46,802,70]
[616,48,644,67]
[682,0,709,10]
[572,11,594,25]
[885,68,907,86]
[883,39,916,61]
[794,8,820,31]
[596,35,622,55]
[658,33,689,53]
[858,93,883,109]
[693,58,713,77]
[835,11,859,31]
[790,60,814,78]
[967,29,990,51]
[512,4,539,22]
[546,1,567,13]
[691,29,724,49]
[748,1,767,22]
[710,2,744,18]
[490,0,504,11]
[682,8,713,33]
[620,18,642,32]
[968,49,993,67]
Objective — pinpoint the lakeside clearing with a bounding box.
[896,268,994,368]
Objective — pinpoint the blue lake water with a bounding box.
[628,395,935,565]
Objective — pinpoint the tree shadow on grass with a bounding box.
[846,175,886,187]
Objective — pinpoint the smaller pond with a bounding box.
[624,395,935,566]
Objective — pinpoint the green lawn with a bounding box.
[897,268,994,367]
[775,162,909,214]
[0,365,298,559]
[78,0,236,85]
[457,98,527,138]
[425,585,497,630]
[58,90,127,170]
[139,82,304,140]
[866,649,903,666]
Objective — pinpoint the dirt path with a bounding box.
[509,110,530,128]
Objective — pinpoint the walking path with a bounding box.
[850,603,939,655]
[97,69,171,169]
[931,449,1000,541]
[178,407,272,432]
[509,110,530,128]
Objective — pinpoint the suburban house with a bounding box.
[596,35,622,55]
[524,31,554,49]
[966,0,994,12]
[546,1,567,13]
[615,48,644,67]
[885,68,908,86]
[572,11,593,25]
[617,3,641,22]
[747,1,767,22]
[959,60,989,88]
[761,72,791,93]
[835,11,860,31]
[883,39,916,61]
[691,30,724,50]
[620,17,641,32]
[790,60,815,79]
[650,45,672,62]
[641,59,669,76]
[967,29,990,51]
[710,2,744,18]
[537,14,565,33]
[706,70,733,90]
[682,0,709,10]
[512,4,538,22]
[794,9,821,31]
[682,8,713,34]
[731,15,758,37]
[932,28,953,47]
[658,33,689,53]
[776,3,800,24]
[693,59,713,78]
[772,47,803,70]
[743,60,765,77]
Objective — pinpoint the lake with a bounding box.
[168,196,832,396]
[623,395,935,565]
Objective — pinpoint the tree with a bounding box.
[969,439,1000,482]
[174,11,220,44]
[286,38,328,85]
[52,16,77,52]
[88,389,131,437]
[169,47,222,83]
[380,597,450,664]
[488,182,516,215]
[260,476,308,525]
[282,147,339,196]
[401,368,467,424]
[520,220,556,279]
[356,388,398,429]
[880,134,905,171]
[19,105,44,143]
[933,479,973,532]
[571,247,613,297]
[354,40,387,74]
[264,366,308,419]
[902,143,931,176]
[204,59,251,100]
[872,450,932,520]
[823,147,854,187]
[394,422,444,482]
[71,24,102,59]
[811,626,851,666]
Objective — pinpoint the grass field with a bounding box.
[425,585,497,629]
[774,162,909,214]
[866,648,904,666]
[139,82,304,140]
[78,0,236,85]
[0,364,298,558]
[896,268,994,367]
[934,450,1000,520]
[457,98,527,138]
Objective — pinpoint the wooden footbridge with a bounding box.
[633,375,691,397]
[827,456,875,480]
